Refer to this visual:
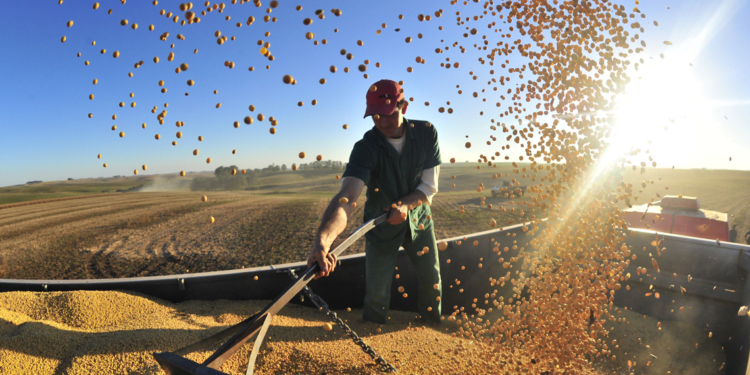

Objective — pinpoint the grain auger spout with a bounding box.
[153,213,392,375]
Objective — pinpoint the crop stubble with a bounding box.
[0,191,370,279]
[0,185,528,280]
[0,193,239,279]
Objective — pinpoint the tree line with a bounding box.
[189,161,346,191]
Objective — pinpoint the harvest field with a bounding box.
[2,164,749,281]
[0,163,530,280]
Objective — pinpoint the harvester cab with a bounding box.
[623,195,730,241]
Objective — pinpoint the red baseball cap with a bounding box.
[363,79,405,118]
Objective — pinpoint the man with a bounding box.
[306,79,442,325]
[730,224,737,243]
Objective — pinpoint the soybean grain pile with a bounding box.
[5,0,729,373]
[0,290,721,375]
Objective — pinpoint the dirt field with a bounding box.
[1,165,747,280]
[0,164,529,280]
[0,192,342,279]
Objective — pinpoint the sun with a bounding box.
[605,54,707,166]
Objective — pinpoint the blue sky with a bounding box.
[1,0,749,187]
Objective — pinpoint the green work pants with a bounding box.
[363,223,442,324]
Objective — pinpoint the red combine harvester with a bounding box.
[623,195,730,241]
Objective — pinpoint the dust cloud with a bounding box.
[136,175,191,192]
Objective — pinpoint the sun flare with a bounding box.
[607,54,707,165]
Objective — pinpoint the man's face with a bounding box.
[372,106,405,139]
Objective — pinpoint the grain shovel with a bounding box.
[153,213,388,375]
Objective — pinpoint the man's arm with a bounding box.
[386,189,429,225]
[416,166,439,204]
[387,165,440,225]
[307,177,365,278]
